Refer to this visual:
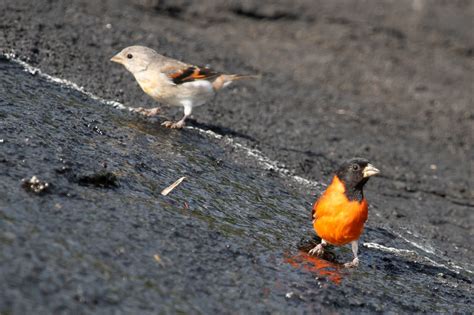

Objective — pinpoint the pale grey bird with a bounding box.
[111,46,257,129]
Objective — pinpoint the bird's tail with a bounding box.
[212,74,261,90]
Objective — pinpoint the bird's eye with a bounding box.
[352,164,360,171]
[127,53,133,59]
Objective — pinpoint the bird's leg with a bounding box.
[344,240,360,268]
[309,239,327,256]
[132,107,161,117]
[162,103,192,129]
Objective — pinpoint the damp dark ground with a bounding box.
[0,0,473,314]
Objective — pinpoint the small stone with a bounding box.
[21,175,50,194]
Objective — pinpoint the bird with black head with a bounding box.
[309,158,379,267]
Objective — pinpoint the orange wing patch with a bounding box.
[167,66,221,85]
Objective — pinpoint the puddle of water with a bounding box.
[285,251,344,285]
[0,58,472,313]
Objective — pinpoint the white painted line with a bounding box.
[364,241,473,275]
[4,52,127,111]
[363,242,417,255]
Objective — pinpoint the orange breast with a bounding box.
[312,176,368,246]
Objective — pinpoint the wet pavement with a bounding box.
[1,0,473,313]
[0,56,472,314]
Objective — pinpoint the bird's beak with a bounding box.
[110,54,123,64]
[363,164,380,178]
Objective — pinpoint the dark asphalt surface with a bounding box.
[1,0,473,313]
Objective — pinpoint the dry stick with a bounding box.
[161,177,186,196]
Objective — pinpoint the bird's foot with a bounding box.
[344,257,359,268]
[308,244,325,256]
[132,107,161,117]
[161,120,185,129]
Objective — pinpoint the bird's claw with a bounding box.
[308,244,325,257]
[161,120,185,129]
[344,257,359,268]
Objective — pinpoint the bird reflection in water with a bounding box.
[285,251,343,285]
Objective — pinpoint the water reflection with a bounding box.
[285,251,343,285]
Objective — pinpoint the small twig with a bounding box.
[153,254,165,266]
[161,177,186,196]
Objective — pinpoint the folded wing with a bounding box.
[166,66,222,85]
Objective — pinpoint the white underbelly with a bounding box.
[136,73,215,108]
[175,80,215,107]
